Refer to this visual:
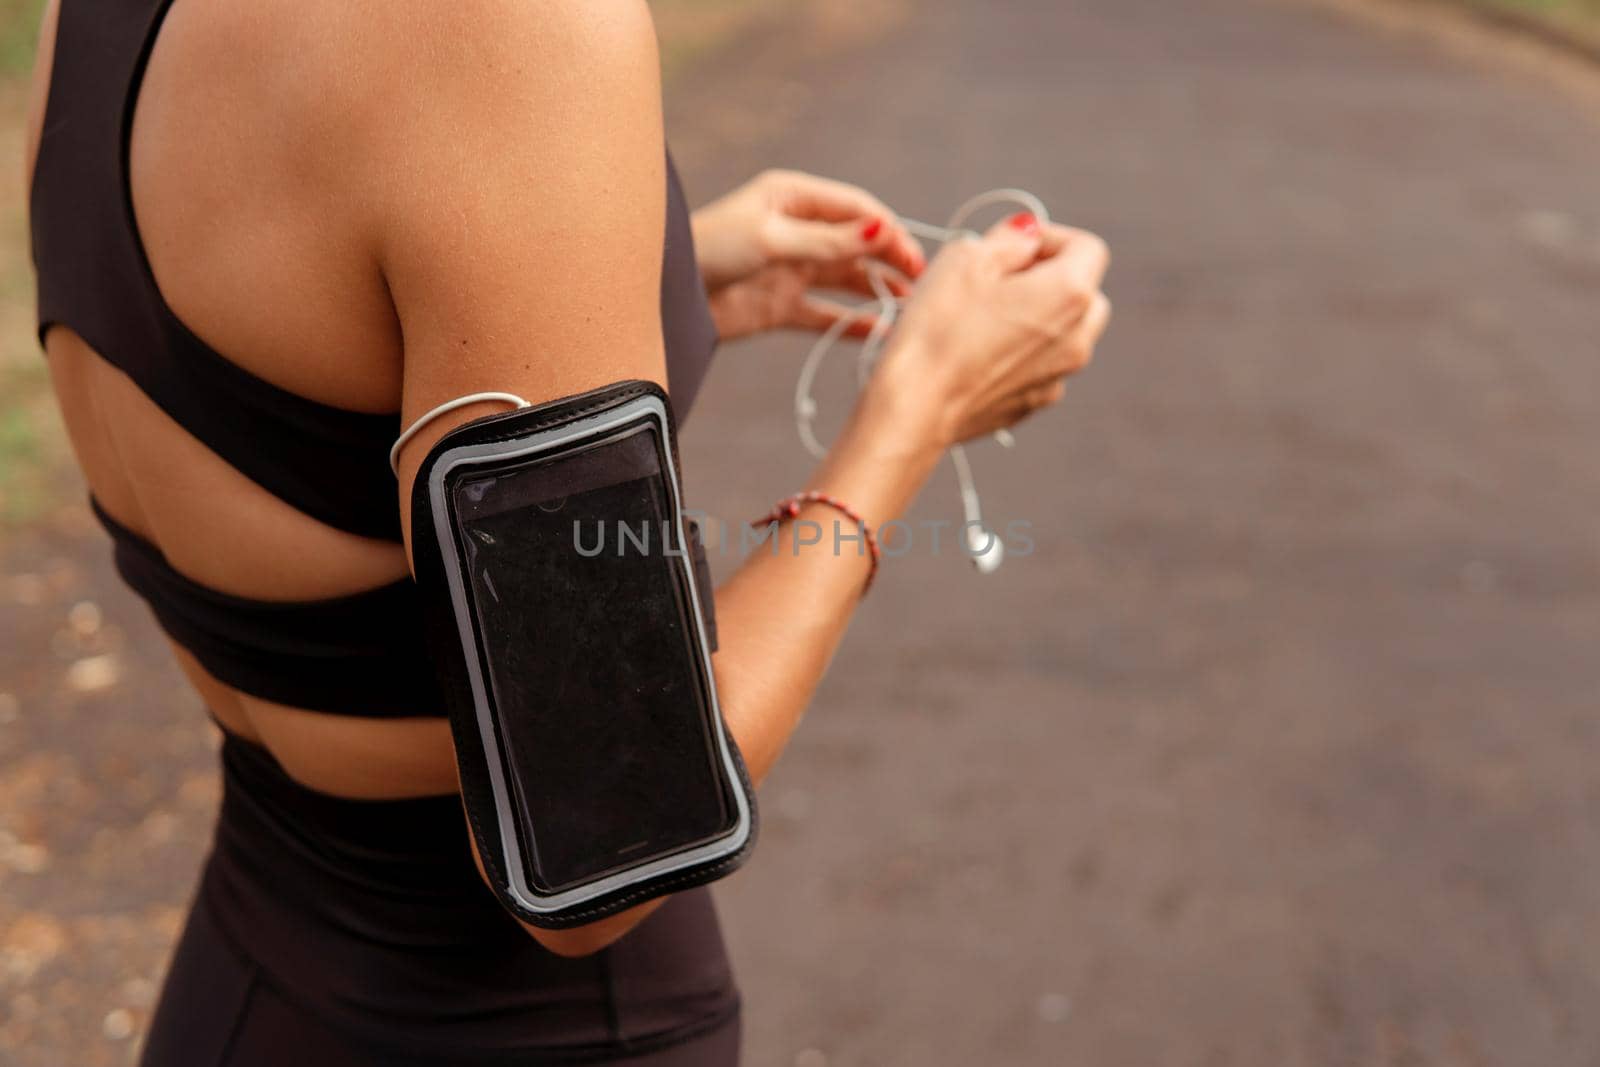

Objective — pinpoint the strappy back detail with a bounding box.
[31,0,404,540]
[31,0,720,718]
[89,498,439,714]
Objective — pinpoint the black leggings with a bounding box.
[138,733,743,1066]
[140,901,741,1066]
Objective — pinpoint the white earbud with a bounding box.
[965,523,1006,575]
[951,444,1005,575]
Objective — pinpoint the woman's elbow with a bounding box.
[467,820,655,956]
[521,900,664,958]
[529,925,621,959]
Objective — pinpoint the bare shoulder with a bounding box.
[285,0,667,247]
[362,0,661,76]
[320,0,662,150]
[366,0,673,491]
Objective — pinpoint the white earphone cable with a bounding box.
[795,188,1052,574]
[389,189,1052,578]
[389,391,530,476]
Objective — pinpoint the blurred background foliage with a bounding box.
[0,0,43,75]
[1476,0,1600,49]
[0,0,50,527]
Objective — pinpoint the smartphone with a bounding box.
[427,393,751,914]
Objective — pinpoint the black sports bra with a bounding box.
[30,0,720,717]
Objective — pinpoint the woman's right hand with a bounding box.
[871,213,1112,447]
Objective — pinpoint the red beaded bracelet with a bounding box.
[751,491,881,593]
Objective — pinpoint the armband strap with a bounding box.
[409,380,755,928]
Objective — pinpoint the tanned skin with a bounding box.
[27,0,1109,957]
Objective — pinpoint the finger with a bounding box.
[1028,378,1069,409]
[874,218,927,279]
[1015,225,1111,297]
[762,216,882,266]
[764,214,925,287]
[959,379,1064,442]
[1073,291,1112,352]
[765,172,926,278]
[976,211,1048,275]
[1039,292,1111,377]
[791,296,882,338]
[814,258,914,301]
[998,378,1068,427]
[772,171,895,223]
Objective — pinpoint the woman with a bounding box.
[25,1,1110,1063]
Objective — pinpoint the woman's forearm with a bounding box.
[711,360,946,782]
[515,212,1110,957]
[512,368,946,958]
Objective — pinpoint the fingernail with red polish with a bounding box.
[1009,212,1039,234]
[861,218,883,241]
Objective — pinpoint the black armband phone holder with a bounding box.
[409,380,756,928]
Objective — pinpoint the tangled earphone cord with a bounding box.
[392,188,1052,578]
[796,188,1052,575]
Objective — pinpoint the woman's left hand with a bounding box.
[691,170,927,343]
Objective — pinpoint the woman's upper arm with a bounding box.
[364,0,670,541]
[348,1,677,954]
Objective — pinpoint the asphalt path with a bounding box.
[668,2,1600,1064]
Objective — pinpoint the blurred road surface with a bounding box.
[4,1,1600,1065]
[671,1,1600,1064]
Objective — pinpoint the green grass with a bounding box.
[0,360,58,525]
[1469,0,1600,44]
[0,1,47,527]
[1486,0,1600,15]
[0,0,44,78]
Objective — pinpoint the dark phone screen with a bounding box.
[450,424,734,894]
